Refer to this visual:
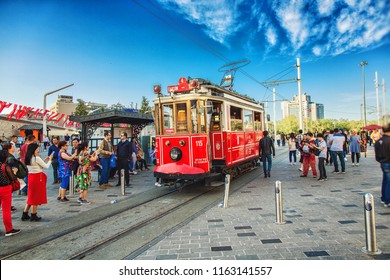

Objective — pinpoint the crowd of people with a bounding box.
[0,132,155,236]
[260,126,390,208]
[1,125,389,237]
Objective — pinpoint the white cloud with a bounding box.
[272,1,311,50]
[157,0,244,44]
[158,0,389,58]
[266,26,277,46]
[317,0,335,16]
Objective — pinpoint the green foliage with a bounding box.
[140,96,152,114]
[74,99,88,116]
[276,117,377,134]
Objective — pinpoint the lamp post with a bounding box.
[42,84,74,138]
[359,61,368,128]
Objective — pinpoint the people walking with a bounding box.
[0,150,20,236]
[349,129,362,166]
[374,124,390,207]
[259,131,275,178]
[130,137,138,174]
[300,132,318,178]
[98,131,114,188]
[316,133,327,182]
[330,128,346,174]
[48,136,60,184]
[76,142,98,204]
[22,143,52,221]
[58,140,76,201]
[115,132,132,187]
[287,133,297,165]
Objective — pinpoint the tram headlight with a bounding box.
[170,147,182,161]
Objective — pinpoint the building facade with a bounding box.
[281,93,324,121]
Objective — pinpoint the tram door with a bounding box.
[208,101,224,162]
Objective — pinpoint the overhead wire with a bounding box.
[131,0,295,103]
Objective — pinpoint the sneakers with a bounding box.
[384,203,389,208]
[352,163,355,167]
[318,178,325,182]
[77,197,82,203]
[80,200,91,205]
[5,229,21,237]
[11,206,17,212]
[155,182,162,187]
[356,163,359,166]
[60,196,69,202]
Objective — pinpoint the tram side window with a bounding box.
[190,100,198,134]
[254,112,262,131]
[199,101,206,133]
[176,103,188,133]
[163,104,174,134]
[230,106,243,131]
[210,102,222,131]
[244,110,253,130]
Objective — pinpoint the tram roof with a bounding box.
[69,109,154,125]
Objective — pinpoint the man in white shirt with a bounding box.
[330,128,346,173]
[10,135,19,159]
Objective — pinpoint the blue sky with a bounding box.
[0,0,389,121]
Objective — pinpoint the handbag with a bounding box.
[11,179,21,192]
[1,164,20,191]
[109,154,117,168]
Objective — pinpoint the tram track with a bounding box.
[1,149,288,260]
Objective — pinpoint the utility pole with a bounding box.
[273,88,277,141]
[359,61,368,128]
[383,78,387,124]
[296,58,303,131]
[265,101,269,131]
[375,72,381,125]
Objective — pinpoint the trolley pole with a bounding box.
[362,193,382,255]
[223,174,231,208]
[121,169,125,196]
[275,181,286,225]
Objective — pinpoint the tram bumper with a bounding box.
[154,163,208,180]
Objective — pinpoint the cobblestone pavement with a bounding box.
[3,148,158,237]
[2,146,389,260]
[134,146,390,260]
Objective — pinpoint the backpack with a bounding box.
[15,159,28,179]
[7,156,28,179]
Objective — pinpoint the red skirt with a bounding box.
[27,172,47,205]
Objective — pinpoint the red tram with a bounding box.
[152,77,264,183]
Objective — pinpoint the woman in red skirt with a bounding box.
[22,143,53,221]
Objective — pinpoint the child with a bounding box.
[316,133,327,182]
[76,142,99,204]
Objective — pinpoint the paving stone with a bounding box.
[304,251,330,257]
[260,239,282,244]
[211,246,232,251]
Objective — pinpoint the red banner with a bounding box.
[0,99,77,128]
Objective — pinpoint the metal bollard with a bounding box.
[275,181,286,224]
[362,193,382,255]
[223,174,231,208]
[69,170,75,196]
[121,169,125,196]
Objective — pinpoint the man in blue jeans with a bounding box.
[375,124,390,207]
[98,131,113,189]
[330,128,346,173]
[259,130,275,178]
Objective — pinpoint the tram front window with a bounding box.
[163,104,174,134]
[176,103,188,133]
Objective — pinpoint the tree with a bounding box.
[140,96,152,114]
[74,99,88,116]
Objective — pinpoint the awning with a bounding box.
[18,124,50,131]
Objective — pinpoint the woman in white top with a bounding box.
[21,143,52,222]
[288,133,297,165]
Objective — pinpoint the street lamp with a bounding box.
[359,61,368,128]
[42,84,74,139]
